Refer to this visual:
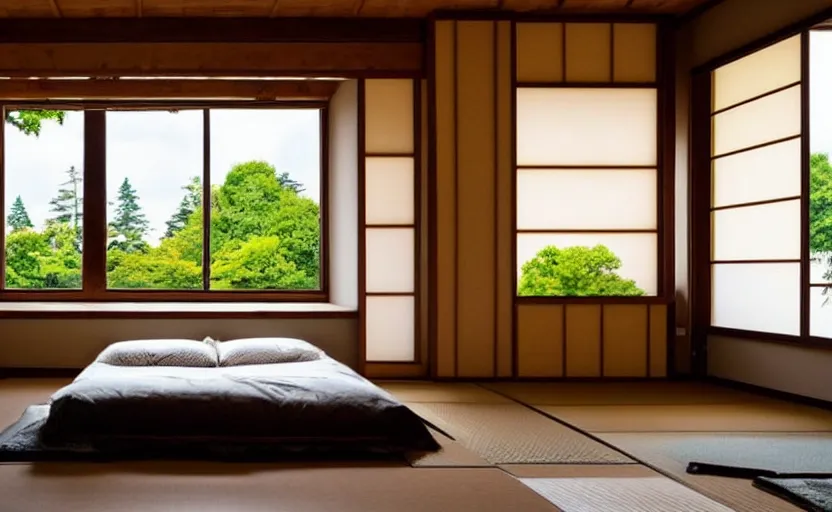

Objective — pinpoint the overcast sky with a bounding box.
[811,32,832,156]
[4,107,320,245]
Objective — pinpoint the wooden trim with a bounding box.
[517,296,669,305]
[413,78,423,367]
[710,81,801,116]
[0,291,330,302]
[711,134,802,160]
[510,20,518,378]
[711,196,801,212]
[365,223,415,229]
[801,31,811,340]
[364,152,415,158]
[0,308,357,320]
[492,21,499,379]
[357,79,367,376]
[0,18,426,44]
[364,362,427,379]
[202,109,211,291]
[453,20,460,379]
[431,11,670,23]
[516,81,656,88]
[561,302,567,377]
[599,304,605,377]
[658,20,675,302]
[710,259,801,265]
[320,106,331,302]
[366,292,416,297]
[0,79,340,101]
[646,304,652,377]
[675,0,727,26]
[517,228,657,234]
[809,283,832,287]
[84,110,107,298]
[427,20,439,379]
[0,106,5,290]
[706,326,832,350]
[0,368,81,379]
[0,43,424,79]
[692,6,832,74]
[608,23,615,83]
[516,164,656,170]
[707,375,832,412]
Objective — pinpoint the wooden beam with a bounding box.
[0,42,423,78]
[136,0,143,17]
[0,18,425,44]
[0,79,341,100]
[48,0,63,17]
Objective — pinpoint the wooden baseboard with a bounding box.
[0,368,81,379]
[708,376,832,411]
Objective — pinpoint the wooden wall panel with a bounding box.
[565,305,602,377]
[455,21,496,377]
[516,23,563,82]
[433,20,457,377]
[565,23,611,82]
[649,304,668,377]
[603,305,649,377]
[495,20,514,378]
[517,305,564,377]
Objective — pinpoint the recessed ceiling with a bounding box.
[0,0,715,18]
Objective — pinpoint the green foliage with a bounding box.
[518,245,645,297]
[107,248,201,290]
[108,177,150,253]
[4,224,80,289]
[212,236,314,290]
[5,110,65,136]
[7,196,33,232]
[164,176,201,239]
[49,166,83,230]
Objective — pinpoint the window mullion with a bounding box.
[83,110,107,298]
[202,109,211,291]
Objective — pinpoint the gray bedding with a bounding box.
[41,356,439,454]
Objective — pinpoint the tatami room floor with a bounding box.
[0,379,830,511]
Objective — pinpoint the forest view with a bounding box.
[4,109,321,291]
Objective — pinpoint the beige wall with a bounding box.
[678,0,832,397]
[0,318,358,369]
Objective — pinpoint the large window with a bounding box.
[2,104,324,300]
[514,22,660,298]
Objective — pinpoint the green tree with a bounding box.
[4,230,51,288]
[7,196,33,232]
[518,245,645,297]
[107,248,201,289]
[211,236,314,290]
[164,176,201,239]
[108,177,150,253]
[48,166,83,230]
[5,110,65,136]
[277,172,305,194]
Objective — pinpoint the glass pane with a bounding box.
[713,35,801,112]
[365,228,414,293]
[365,295,415,362]
[810,31,832,286]
[105,110,203,290]
[810,286,832,338]
[565,23,611,82]
[613,23,656,83]
[711,263,800,335]
[4,110,83,289]
[364,79,414,154]
[712,200,800,261]
[516,88,657,166]
[365,157,414,225]
[516,233,657,296]
[712,85,801,156]
[712,139,801,208]
[209,109,321,291]
[516,23,563,82]
[517,169,656,230]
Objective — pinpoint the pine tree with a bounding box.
[108,177,149,253]
[7,196,33,232]
[48,166,83,230]
[277,172,305,194]
[164,176,202,238]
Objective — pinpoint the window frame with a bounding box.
[692,28,832,355]
[0,100,329,302]
[512,21,673,303]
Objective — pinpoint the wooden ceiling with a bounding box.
[0,0,715,18]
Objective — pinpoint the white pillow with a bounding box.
[95,339,218,367]
[216,337,324,367]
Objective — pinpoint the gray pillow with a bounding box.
[217,337,324,367]
[95,339,218,367]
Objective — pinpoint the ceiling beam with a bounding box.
[0,18,425,44]
[0,78,340,101]
[48,0,63,17]
[136,0,143,17]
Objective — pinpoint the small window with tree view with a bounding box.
[515,88,658,297]
[3,104,323,299]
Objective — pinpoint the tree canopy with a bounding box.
[7,196,33,232]
[518,244,645,296]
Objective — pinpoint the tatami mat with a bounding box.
[380,382,510,403]
[538,403,832,433]
[500,463,657,479]
[407,402,633,464]
[406,430,492,467]
[599,433,827,512]
[482,381,775,406]
[521,476,734,512]
[0,463,560,512]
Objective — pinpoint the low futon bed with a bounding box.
[0,337,440,461]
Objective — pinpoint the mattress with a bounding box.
[39,347,439,455]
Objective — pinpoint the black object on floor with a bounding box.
[753,477,832,512]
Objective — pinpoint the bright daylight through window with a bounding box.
[3,106,322,295]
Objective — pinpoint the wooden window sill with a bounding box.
[0,302,357,319]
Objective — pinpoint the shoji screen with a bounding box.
[514,22,668,378]
[710,35,802,336]
[360,80,419,366]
